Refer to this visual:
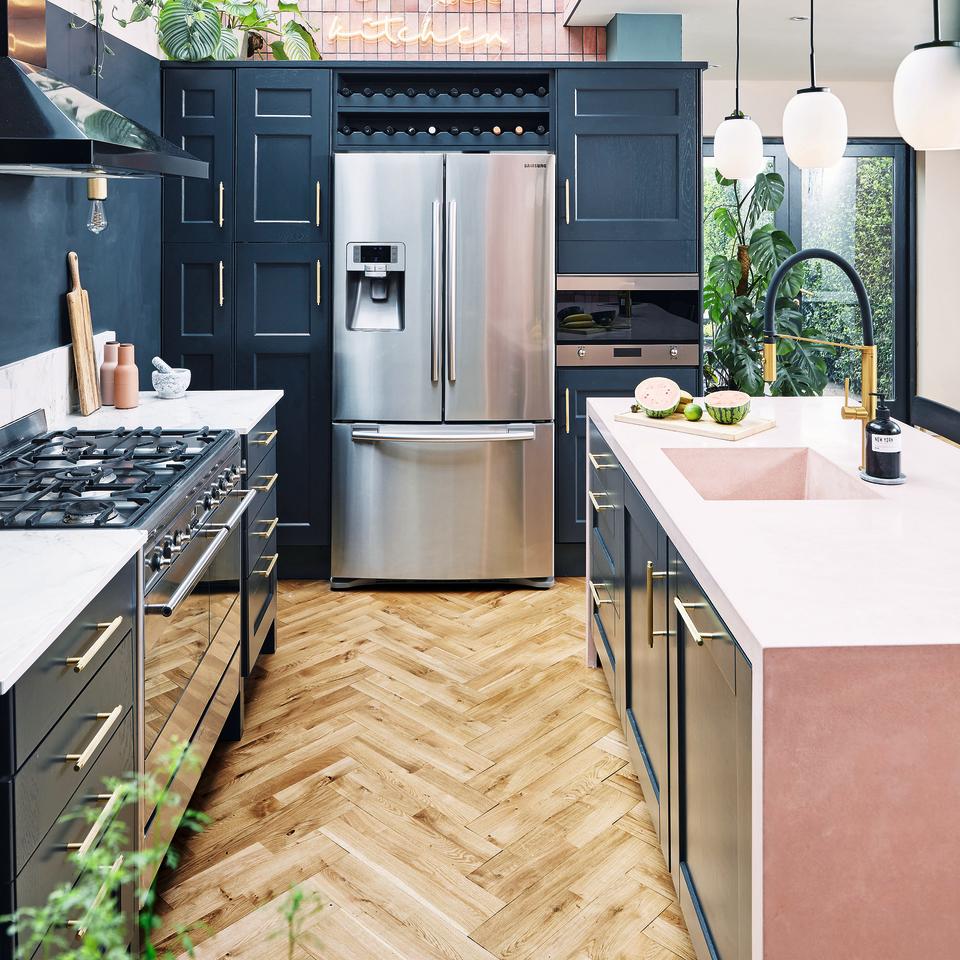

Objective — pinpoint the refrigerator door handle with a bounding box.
[446,199,457,383]
[431,199,442,383]
[351,426,536,443]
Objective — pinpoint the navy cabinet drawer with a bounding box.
[248,533,278,634]
[243,407,277,480]
[14,631,134,874]
[5,562,135,775]
[246,485,278,577]
[247,447,278,513]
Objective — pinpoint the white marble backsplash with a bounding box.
[0,331,115,427]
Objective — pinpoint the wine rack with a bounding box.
[334,70,552,150]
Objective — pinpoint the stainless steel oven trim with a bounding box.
[557,344,700,367]
[557,274,700,291]
[144,528,228,618]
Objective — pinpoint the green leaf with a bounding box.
[276,20,318,59]
[216,28,239,58]
[277,0,301,11]
[747,224,797,277]
[270,38,288,59]
[752,172,785,212]
[157,0,222,60]
[714,167,736,188]
[711,206,738,239]
[129,1,153,21]
[706,254,741,293]
[217,0,256,15]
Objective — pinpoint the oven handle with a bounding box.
[206,488,258,533]
[144,527,229,618]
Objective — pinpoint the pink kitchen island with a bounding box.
[584,395,960,960]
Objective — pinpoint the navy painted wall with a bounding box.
[0,3,161,382]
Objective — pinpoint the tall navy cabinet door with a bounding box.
[556,68,700,275]
[556,366,697,543]
[162,69,235,243]
[235,244,330,549]
[236,71,331,243]
[162,243,234,389]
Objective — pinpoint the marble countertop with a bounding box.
[55,390,284,435]
[589,396,960,660]
[0,530,145,693]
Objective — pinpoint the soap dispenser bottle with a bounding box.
[863,393,904,484]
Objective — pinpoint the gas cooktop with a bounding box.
[0,417,233,529]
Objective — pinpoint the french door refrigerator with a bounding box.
[331,152,555,586]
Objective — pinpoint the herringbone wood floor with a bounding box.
[155,579,694,960]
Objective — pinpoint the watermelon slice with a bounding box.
[634,377,682,418]
[704,390,752,424]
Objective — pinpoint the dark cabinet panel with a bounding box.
[235,244,330,549]
[556,366,697,544]
[162,69,235,243]
[236,71,331,242]
[161,243,234,389]
[556,68,700,275]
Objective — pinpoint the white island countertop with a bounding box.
[0,529,145,693]
[55,390,284,435]
[589,396,960,661]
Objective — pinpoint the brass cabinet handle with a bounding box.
[65,704,123,771]
[565,178,570,225]
[673,596,723,647]
[315,180,321,227]
[251,429,278,447]
[65,616,123,673]
[66,785,123,858]
[256,554,279,578]
[218,259,224,307]
[589,580,613,606]
[253,473,278,493]
[565,387,570,435]
[316,259,322,306]
[218,180,224,228]
[254,517,279,539]
[69,854,123,938]
[646,561,668,648]
[588,490,614,511]
[588,452,615,470]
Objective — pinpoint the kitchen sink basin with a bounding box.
[663,446,880,501]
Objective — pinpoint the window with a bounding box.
[703,140,913,419]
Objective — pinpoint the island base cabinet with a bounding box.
[674,549,752,960]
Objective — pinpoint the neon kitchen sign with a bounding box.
[327,0,508,50]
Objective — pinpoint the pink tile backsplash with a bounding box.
[301,0,605,60]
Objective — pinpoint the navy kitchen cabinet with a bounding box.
[234,244,330,553]
[556,366,697,544]
[161,243,234,389]
[236,70,331,243]
[162,69,235,244]
[555,68,701,275]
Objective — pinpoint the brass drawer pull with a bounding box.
[588,490,614,511]
[673,596,723,647]
[218,259,225,307]
[565,387,570,435]
[316,259,322,306]
[565,178,571,225]
[65,616,123,673]
[256,554,279,578]
[251,429,278,447]
[69,854,123,938]
[646,561,668,648]
[315,180,321,227]
[218,180,224,228]
[66,785,123,858]
[254,516,279,539]
[589,580,613,606]
[65,704,123,771]
[588,452,616,470]
[253,472,278,493]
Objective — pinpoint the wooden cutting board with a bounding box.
[66,251,101,416]
[614,407,776,441]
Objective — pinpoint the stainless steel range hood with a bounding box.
[0,0,207,178]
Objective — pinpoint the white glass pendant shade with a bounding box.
[894,44,960,150]
[714,116,764,180]
[782,89,848,169]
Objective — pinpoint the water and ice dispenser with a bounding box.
[345,242,405,331]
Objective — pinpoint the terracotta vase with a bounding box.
[99,340,119,405]
[113,343,139,409]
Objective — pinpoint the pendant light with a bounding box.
[893,0,960,150]
[713,0,764,180]
[782,0,848,169]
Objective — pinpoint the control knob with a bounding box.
[149,548,170,571]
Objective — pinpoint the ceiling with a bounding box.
[565,0,960,82]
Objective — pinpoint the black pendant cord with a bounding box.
[934,0,941,42]
[916,0,959,48]
[734,0,741,116]
[808,0,817,88]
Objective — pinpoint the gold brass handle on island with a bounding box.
[65,616,123,673]
[254,516,279,539]
[589,580,613,606]
[564,178,570,225]
[218,180,224,228]
[251,429,278,447]
[646,561,668,648]
[588,490,614,511]
[256,554,279,578]
[65,704,123,771]
[588,452,616,471]
[253,473,278,493]
[316,181,321,227]
[68,854,124,939]
[65,785,124,858]
[316,260,322,305]
[218,260,224,307]
[674,597,723,648]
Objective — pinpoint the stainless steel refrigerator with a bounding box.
[331,152,555,586]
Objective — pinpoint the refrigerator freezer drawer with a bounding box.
[332,422,554,582]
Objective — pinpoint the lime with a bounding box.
[684,403,703,422]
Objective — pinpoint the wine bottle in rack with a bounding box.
[492,87,503,98]
[450,125,460,136]
[471,87,482,98]
[384,87,396,98]
[450,87,460,98]
[428,88,438,98]
[340,124,352,135]
[514,125,524,136]
[515,87,524,97]
[406,87,416,98]
[536,124,546,135]
[362,125,374,136]
[427,125,438,135]
[385,125,396,136]
[536,86,547,97]
[362,87,374,97]
[492,125,503,136]
[407,125,417,136]
[340,86,352,97]
[471,125,482,136]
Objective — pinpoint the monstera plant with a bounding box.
[115,0,320,60]
[703,169,831,397]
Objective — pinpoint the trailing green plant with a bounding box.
[114,0,320,61]
[703,168,833,397]
[2,743,321,958]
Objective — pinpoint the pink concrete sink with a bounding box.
[663,447,880,501]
